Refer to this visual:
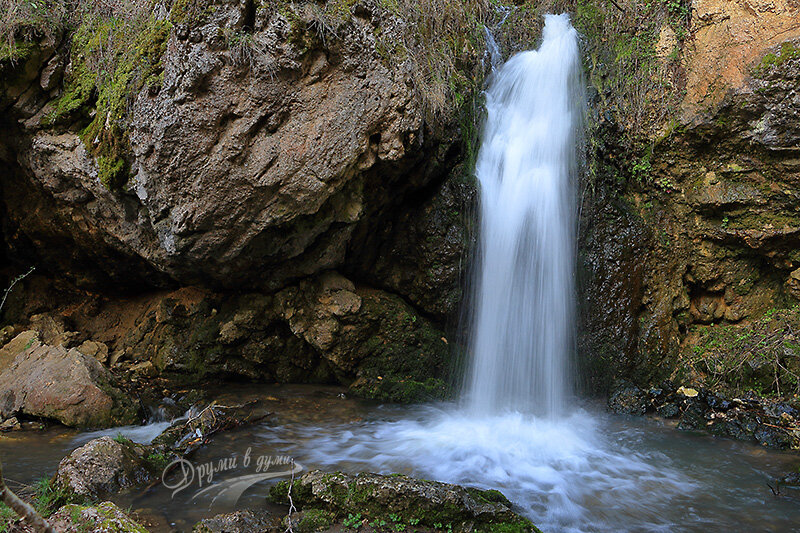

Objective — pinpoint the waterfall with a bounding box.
[465,14,583,416]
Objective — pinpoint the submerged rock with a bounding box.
[269,470,541,533]
[0,344,139,428]
[54,436,160,500]
[607,381,649,415]
[49,501,148,533]
[192,510,279,533]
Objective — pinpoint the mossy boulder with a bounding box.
[54,437,160,501]
[269,471,541,533]
[49,501,149,533]
[192,510,280,533]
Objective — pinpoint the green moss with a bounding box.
[352,377,449,403]
[61,503,148,533]
[145,452,171,471]
[0,40,36,65]
[299,509,336,533]
[45,14,172,191]
[757,42,800,74]
[268,479,314,506]
[34,477,84,518]
[726,211,800,231]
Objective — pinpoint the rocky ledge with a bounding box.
[269,470,541,533]
[609,380,800,449]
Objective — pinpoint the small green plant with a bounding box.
[721,215,729,230]
[113,433,132,445]
[632,151,653,183]
[343,513,362,529]
[33,477,79,518]
[370,519,388,530]
[0,502,16,532]
[145,452,170,471]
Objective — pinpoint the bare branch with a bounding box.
[0,461,55,533]
[0,266,35,317]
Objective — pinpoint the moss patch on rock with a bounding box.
[45,7,172,190]
[269,471,541,533]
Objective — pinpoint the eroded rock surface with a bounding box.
[0,342,138,427]
[0,0,466,293]
[193,510,279,533]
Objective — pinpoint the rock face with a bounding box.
[0,343,138,427]
[269,470,541,533]
[24,271,451,403]
[681,0,800,117]
[579,2,800,395]
[48,502,149,533]
[0,0,477,402]
[0,0,467,293]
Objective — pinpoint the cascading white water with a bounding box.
[466,14,582,415]
[255,16,703,532]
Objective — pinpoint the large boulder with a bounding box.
[269,471,540,533]
[0,0,472,292]
[0,344,138,427]
[54,437,158,500]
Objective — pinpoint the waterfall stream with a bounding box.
[466,14,582,416]
[3,15,796,533]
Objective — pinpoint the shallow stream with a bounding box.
[1,385,799,532]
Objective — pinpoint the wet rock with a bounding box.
[676,399,707,430]
[0,326,14,347]
[778,471,800,490]
[607,381,649,415]
[0,416,20,431]
[193,510,279,533]
[655,402,681,419]
[54,436,159,500]
[49,501,148,532]
[269,470,541,533]
[0,344,138,428]
[704,391,731,411]
[98,273,450,403]
[347,166,478,322]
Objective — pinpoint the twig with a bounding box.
[608,0,625,12]
[0,267,35,316]
[767,482,780,496]
[0,461,54,533]
[285,459,296,533]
